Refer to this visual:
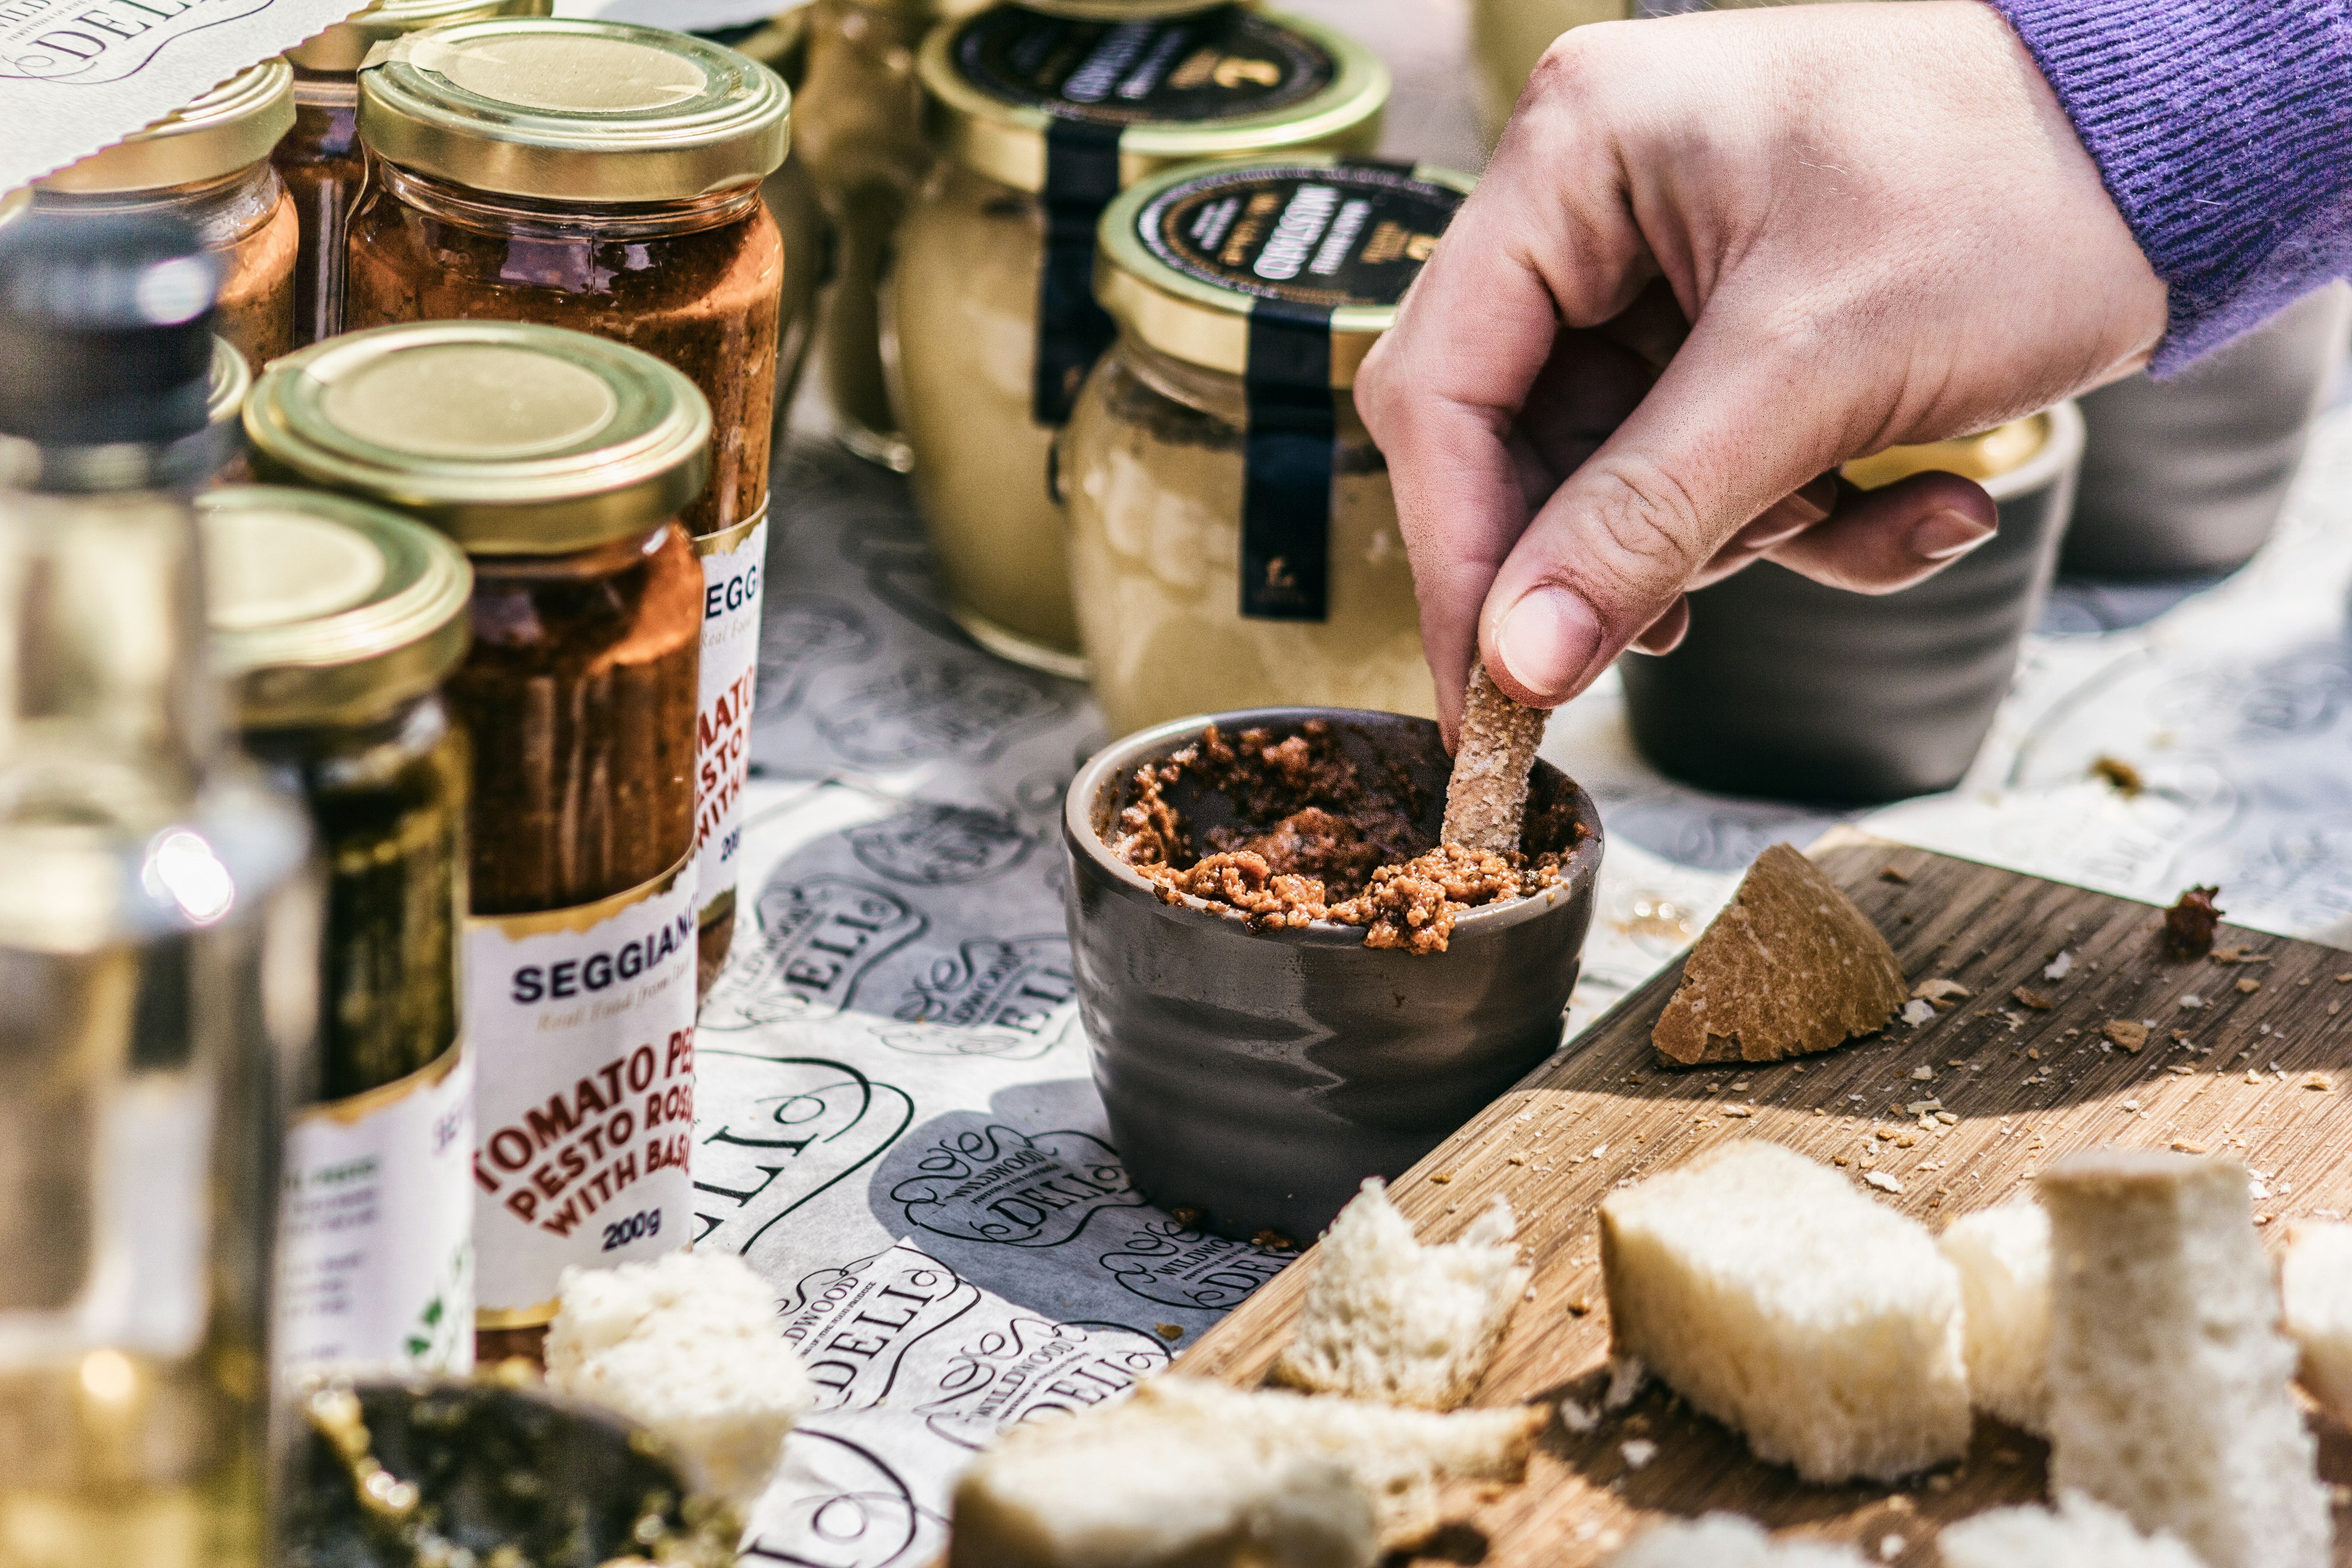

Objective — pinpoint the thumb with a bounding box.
[1478,329,1845,706]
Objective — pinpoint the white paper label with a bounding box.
[0,0,368,189]
[466,860,699,1320]
[279,1046,475,1377]
[694,512,766,929]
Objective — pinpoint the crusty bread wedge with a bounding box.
[2039,1151,2331,1568]
[949,1377,1547,1565]
[1600,1141,1969,1484]
[1938,1197,2052,1434]
[1441,660,1548,853]
[1940,1493,2207,1568]
[1273,1179,1530,1410]
[2279,1219,2352,1421]
[1651,843,1906,1066]
[544,1252,815,1511]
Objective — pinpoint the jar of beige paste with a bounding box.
[1062,157,1472,736]
[892,4,1387,676]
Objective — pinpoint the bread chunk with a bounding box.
[1599,1141,1969,1483]
[1938,1198,2052,1433]
[2280,1220,2352,1421]
[1273,1179,1531,1410]
[1605,1514,1866,1567]
[951,1377,1546,1563]
[1441,659,1548,853]
[1940,1493,2207,1568]
[1651,843,1906,1065]
[544,1252,815,1510]
[2039,1151,2330,1568]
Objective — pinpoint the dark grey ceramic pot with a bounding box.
[2063,284,2351,578]
[1620,399,2085,806]
[1064,707,1602,1245]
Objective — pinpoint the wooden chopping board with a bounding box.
[1174,829,2352,1566]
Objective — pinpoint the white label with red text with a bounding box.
[279,1045,475,1377]
[694,512,766,931]
[466,858,698,1321]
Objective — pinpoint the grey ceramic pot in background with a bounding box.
[1065,708,1602,1245]
[2062,283,2352,578]
[1620,399,2086,806]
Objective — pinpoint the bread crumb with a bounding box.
[2103,1020,2150,1054]
[1865,1171,1904,1194]
[1172,1206,1204,1228]
[2172,1140,2208,1154]
[1507,1153,1528,1165]
[1254,1230,1298,1251]
[1566,1296,1591,1316]
[1911,1065,1937,1081]
[1880,865,1911,883]
[2247,1070,2266,1085]
[1620,1438,1658,1470]
[2305,1073,2334,1092]
[2014,987,2054,1010]
[2179,993,2205,1009]
[2238,978,2262,994]
[1935,1112,1958,1126]
[1879,1533,1907,1562]
[1559,1395,1598,1432]
[1156,1323,1184,1341]
[2091,755,2143,795]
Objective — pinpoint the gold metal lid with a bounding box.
[358,18,791,202]
[38,60,296,195]
[244,320,712,555]
[199,485,473,730]
[287,0,554,76]
[207,335,252,432]
[1096,156,1472,387]
[920,6,1385,194]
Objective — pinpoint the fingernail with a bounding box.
[1911,510,1996,561]
[1494,587,1602,702]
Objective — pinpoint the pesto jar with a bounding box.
[200,485,475,1378]
[245,322,706,1358]
[208,334,255,486]
[345,17,791,541]
[275,0,553,348]
[892,3,1387,675]
[1064,157,1471,735]
[31,61,299,372]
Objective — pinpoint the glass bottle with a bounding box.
[245,320,705,1366]
[1063,157,1472,734]
[892,2,1388,676]
[274,0,553,348]
[198,485,476,1379]
[0,214,317,1568]
[31,61,300,373]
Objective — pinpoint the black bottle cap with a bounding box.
[0,210,219,449]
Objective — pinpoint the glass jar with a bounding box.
[344,17,791,541]
[31,60,299,372]
[1468,0,1627,144]
[893,3,1387,676]
[199,485,477,1379]
[245,321,707,1362]
[276,0,552,348]
[1064,157,1472,736]
[717,6,829,429]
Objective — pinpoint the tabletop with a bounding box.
[689,5,2352,1562]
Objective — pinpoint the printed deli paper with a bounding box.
[0,0,364,191]
[705,401,2352,1565]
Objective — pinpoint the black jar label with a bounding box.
[954,5,1334,125]
[1137,161,1465,310]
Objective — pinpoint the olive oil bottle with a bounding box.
[0,212,317,1568]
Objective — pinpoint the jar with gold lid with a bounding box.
[344,17,791,540]
[245,321,706,1362]
[275,0,552,348]
[890,4,1387,676]
[199,484,475,1377]
[1063,156,1470,735]
[30,60,299,371]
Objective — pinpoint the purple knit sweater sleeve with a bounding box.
[1990,0,2352,374]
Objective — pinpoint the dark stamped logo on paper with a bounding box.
[691,1054,916,1252]
[870,936,1077,1062]
[889,1125,1142,1248]
[848,805,1039,887]
[1098,1218,1291,1311]
[782,1242,981,1408]
[701,877,925,1030]
[919,1316,1169,1449]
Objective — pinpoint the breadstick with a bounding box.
[1441,660,1548,852]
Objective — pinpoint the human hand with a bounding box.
[1355,0,2168,739]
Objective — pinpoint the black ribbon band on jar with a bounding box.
[1033,119,1123,430]
[1240,297,1336,622]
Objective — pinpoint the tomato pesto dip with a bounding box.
[1107,720,1578,954]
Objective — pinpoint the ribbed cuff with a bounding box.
[1990,0,2352,374]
